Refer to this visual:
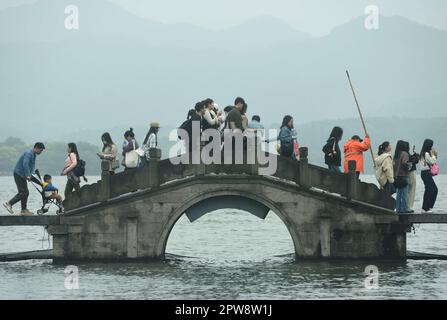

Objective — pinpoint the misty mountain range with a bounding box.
[0,0,446,143]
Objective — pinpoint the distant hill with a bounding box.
[0,0,309,50]
[0,0,446,140]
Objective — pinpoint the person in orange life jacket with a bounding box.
[323,126,343,173]
[343,135,371,178]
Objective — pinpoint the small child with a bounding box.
[43,174,63,204]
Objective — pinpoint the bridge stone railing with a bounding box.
[63,147,395,211]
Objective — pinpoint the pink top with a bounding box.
[63,153,77,175]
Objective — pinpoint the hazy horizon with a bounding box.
[1,0,447,36]
[1,0,446,142]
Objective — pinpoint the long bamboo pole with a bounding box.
[346,70,376,169]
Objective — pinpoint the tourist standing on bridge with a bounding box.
[407,145,420,212]
[420,139,439,213]
[374,141,395,194]
[97,132,119,173]
[226,97,246,133]
[140,122,160,167]
[184,102,206,153]
[343,135,371,177]
[278,115,296,160]
[221,106,235,132]
[224,98,248,154]
[323,126,343,173]
[62,143,83,198]
[393,140,411,214]
[122,128,140,171]
[202,98,220,131]
[3,142,45,216]
[202,99,220,150]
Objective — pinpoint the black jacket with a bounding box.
[323,137,341,166]
[409,152,420,172]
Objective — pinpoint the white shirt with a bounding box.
[419,152,437,171]
[142,133,157,159]
[203,109,219,126]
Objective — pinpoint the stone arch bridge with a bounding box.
[41,148,409,261]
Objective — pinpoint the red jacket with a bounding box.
[343,137,371,173]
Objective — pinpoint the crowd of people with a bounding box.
[1,96,440,216]
[322,127,439,214]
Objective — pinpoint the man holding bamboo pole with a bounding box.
[343,135,371,177]
[345,70,374,177]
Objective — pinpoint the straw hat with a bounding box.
[150,122,160,128]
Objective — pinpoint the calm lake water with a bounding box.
[0,175,447,300]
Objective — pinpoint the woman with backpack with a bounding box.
[62,142,85,198]
[122,128,140,171]
[322,126,343,172]
[419,139,439,213]
[374,141,395,194]
[393,140,411,213]
[278,115,297,160]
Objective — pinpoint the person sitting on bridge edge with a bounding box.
[343,134,371,177]
[3,142,45,216]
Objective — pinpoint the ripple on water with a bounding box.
[1,176,447,299]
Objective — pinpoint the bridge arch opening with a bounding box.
[162,193,297,260]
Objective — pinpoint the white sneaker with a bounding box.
[3,202,14,214]
[422,209,433,214]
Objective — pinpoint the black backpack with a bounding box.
[73,159,86,177]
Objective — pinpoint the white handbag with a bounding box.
[124,141,140,168]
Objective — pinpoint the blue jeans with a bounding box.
[395,176,409,213]
[383,181,396,195]
[328,165,341,173]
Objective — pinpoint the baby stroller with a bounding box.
[30,169,64,215]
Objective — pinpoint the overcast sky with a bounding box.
[1,0,446,35]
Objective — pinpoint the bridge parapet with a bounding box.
[63,147,395,211]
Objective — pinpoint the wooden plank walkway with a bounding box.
[0,215,59,226]
[398,214,447,224]
[0,249,53,262]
